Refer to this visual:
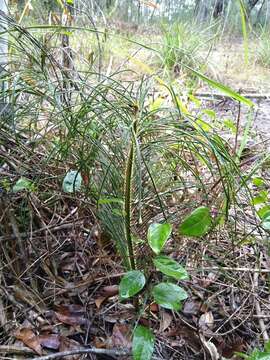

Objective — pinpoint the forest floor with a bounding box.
[1,31,270,360]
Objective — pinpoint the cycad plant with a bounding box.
[0,7,253,278]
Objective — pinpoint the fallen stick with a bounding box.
[194,92,270,100]
[254,263,269,342]
[32,348,129,360]
[187,266,270,273]
[0,345,35,354]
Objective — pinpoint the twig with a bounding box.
[194,92,270,100]
[32,347,129,360]
[254,268,269,342]
[0,345,34,354]
[187,266,270,273]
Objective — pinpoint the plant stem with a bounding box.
[124,124,136,271]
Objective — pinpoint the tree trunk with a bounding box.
[0,0,8,94]
[0,0,8,67]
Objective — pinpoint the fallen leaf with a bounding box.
[93,337,107,349]
[199,312,214,334]
[111,324,132,349]
[159,310,172,333]
[59,336,81,360]
[182,299,201,317]
[39,334,60,350]
[15,328,42,355]
[199,333,219,360]
[95,296,107,309]
[166,324,201,352]
[201,272,218,288]
[55,304,88,326]
[218,338,246,358]
[95,285,119,309]
[102,285,119,297]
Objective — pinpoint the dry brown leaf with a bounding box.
[111,324,132,349]
[102,285,119,297]
[15,328,42,355]
[199,311,214,334]
[95,296,107,309]
[159,310,172,333]
[182,299,201,316]
[39,334,60,350]
[167,325,201,352]
[93,337,107,349]
[199,333,219,360]
[55,304,88,326]
[59,337,81,360]
[201,272,218,288]
[95,285,119,309]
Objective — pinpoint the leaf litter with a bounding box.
[0,69,270,360]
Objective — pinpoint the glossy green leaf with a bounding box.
[153,255,189,280]
[119,271,145,299]
[179,207,212,237]
[12,178,33,193]
[132,325,155,360]
[62,170,82,193]
[152,283,188,310]
[147,223,172,254]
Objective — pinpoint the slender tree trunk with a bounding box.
[0,0,8,94]
[0,0,8,67]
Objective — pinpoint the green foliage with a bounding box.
[147,223,172,255]
[132,326,155,360]
[238,340,270,359]
[160,21,205,72]
[153,255,189,280]
[119,221,189,358]
[152,282,188,310]
[179,206,212,237]
[258,29,270,68]
[119,271,146,299]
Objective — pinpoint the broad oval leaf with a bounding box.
[153,255,189,280]
[147,223,172,254]
[62,170,82,193]
[179,207,211,237]
[119,271,145,299]
[152,283,188,310]
[132,325,155,360]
